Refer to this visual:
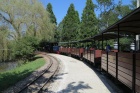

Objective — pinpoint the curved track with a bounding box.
[18,55,59,93]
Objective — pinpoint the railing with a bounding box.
[101,51,140,92]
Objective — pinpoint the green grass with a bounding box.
[0,57,45,92]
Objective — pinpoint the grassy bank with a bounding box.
[0,56,46,92]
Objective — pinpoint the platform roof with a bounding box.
[88,33,122,41]
[79,39,93,43]
[59,41,79,44]
[102,7,140,35]
[59,42,69,44]
[70,41,79,43]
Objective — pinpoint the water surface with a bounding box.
[0,62,19,73]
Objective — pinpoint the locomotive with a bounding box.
[46,42,59,53]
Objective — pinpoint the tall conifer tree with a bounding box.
[46,3,58,41]
[46,3,57,24]
[80,0,98,40]
[62,4,80,42]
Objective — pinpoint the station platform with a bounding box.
[46,54,123,93]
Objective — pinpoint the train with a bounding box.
[57,7,140,93]
[42,7,140,93]
[39,41,59,53]
[46,42,59,53]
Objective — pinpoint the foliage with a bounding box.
[0,26,11,62]
[120,37,133,45]
[97,0,133,31]
[98,9,119,30]
[130,0,137,10]
[46,3,58,42]
[54,29,60,42]
[61,4,80,42]
[0,0,55,62]
[96,0,117,30]
[119,37,133,51]
[0,0,55,41]
[96,0,134,48]
[0,57,45,92]
[46,3,57,25]
[80,0,98,40]
[56,21,64,42]
[96,0,114,12]
[115,0,132,19]
[12,36,39,61]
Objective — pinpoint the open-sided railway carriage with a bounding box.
[59,7,140,93]
[100,7,140,93]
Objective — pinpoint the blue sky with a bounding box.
[39,0,131,24]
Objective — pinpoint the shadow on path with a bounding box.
[82,59,127,93]
[47,81,92,93]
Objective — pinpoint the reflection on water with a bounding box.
[0,62,20,73]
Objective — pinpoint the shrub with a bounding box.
[12,36,39,61]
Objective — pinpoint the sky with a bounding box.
[39,0,132,24]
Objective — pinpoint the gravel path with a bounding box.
[46,54,123,93]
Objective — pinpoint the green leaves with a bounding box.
[0,0,56,61]
[12,36,39,61]
[0,26,10,62]
[80,0,98,40]
[0,0,55,41]
[58,0,98,43]
[61,4,80,42]
[46,3,57,42]
[47,3,57,25]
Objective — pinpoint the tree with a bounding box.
[96,0,135,50]
[62,4,80,42]
[97,0,132,31]
[96,0,114,12]
[0,26,10,62]
[115,0,132,19]
[0,0,55,41]
[0,0,55,62]
[56,21,64,42]
[80,0,98,40]
[98,9,119,30]
[130,0,137,10]
[12,36,39,61]
[46,3,58,42]
[96,0,117,30]
[26,1,55,41]
[46,3,57,24]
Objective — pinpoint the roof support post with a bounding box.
[132,34,136,93]
[106,35,109,73]
[115,24,120,83]
[136,36,139,51]
[98,40,99,49]
[92,40,94,47]
[136,0,140,51]
[67,42,68,54]
[116,52,118,80]
[102,33,104,50]
[135,35,137,52]
[86,42,88,60]
[117,24,120,52]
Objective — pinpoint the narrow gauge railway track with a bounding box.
[18,55,59,93]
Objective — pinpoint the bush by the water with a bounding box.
[12,36,39,61]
